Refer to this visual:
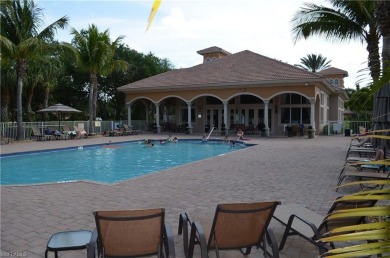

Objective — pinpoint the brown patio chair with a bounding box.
[91,208,175,258]
[31,125,53,141]
[272,197,377,254]
[178,201,281,258]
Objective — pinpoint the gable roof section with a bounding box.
[197,46,231,55]
[317,67,348,77]
[118,50,324,91]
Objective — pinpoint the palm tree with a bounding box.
[296,53,331,72]
[371,0,390,149]
[291,0,381,82]
[0,0,69,139]
[71,24,128,133]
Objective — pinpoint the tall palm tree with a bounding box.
[297,53,331,72]
[0,0,69,139]
[291,0,380,82]
[71,24,128,133]
[372,0,390,149]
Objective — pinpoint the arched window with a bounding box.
[329,78,334,85]
[334,79,339,86]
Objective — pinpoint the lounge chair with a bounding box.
[73,126,88,139]
[31,125,53,141]
[336,160,390,191]
[178,201,281,258]
[63,126,77,139]
[91,208,175,258]
[339,148,384,179]
[272,197,377,254]
[123,123,141,135]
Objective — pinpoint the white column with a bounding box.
[310,99,315,131]
[223,101,228,134]
[145,105,149,131]
[155,102,161,134]
[263,100,270,136]
[127,104,132,128]
[186,102,193,134]
[223,101,228,128]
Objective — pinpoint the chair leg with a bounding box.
[266,228,279,258]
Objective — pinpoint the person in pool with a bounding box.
[201,134,207,143]
[237,129,244,140]
[144,139,154,147]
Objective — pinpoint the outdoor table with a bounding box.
[45,230,92,258]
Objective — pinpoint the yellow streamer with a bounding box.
[146,0,161,31]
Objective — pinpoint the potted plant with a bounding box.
[307,125,315,139]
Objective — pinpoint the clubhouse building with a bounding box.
[118,46,348,136]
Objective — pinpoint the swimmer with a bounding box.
[223,134,229,143]
[201,134,207,143]
[236,129,244,140]
[144,139,154,147]
[160,139,166,145]
[173,137,178,143]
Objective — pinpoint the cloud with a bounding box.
[40,0,373,88]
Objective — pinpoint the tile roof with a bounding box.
[118,50,324,91]
[197,46,231,55]
[317,67,349,77]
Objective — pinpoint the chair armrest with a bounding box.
[288,214,322,240]
[188,221,208,258]
[178,212,192,257]
[87,229,98,258]
[163,223,176,258]
[279,214,327,254]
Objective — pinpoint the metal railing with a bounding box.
[0,120,373,139]
[0,120,148,140]
[320,121,372,136]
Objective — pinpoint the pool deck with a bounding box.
[1,134,358,257]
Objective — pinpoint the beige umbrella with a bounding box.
[37,103,81,131]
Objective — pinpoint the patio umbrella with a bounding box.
[36,103,81,131]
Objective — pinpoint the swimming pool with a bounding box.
[0,140,249,185]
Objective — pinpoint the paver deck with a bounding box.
[1,134,359,257]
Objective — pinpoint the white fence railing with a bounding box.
[319,121,372,136]
[0,120,148,140]
[0,120,373,139]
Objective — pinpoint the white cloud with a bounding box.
[40,0,374,88]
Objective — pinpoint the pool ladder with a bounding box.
[206,127,216,140]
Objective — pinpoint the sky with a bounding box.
[38,0,374,89]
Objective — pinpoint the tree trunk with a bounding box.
[25,84,35,122]
[89,73,98,133]
[16,60,26,140]
[373,1,390,152]
[43,86,50,120]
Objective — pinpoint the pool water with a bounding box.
[0,140,248,185]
